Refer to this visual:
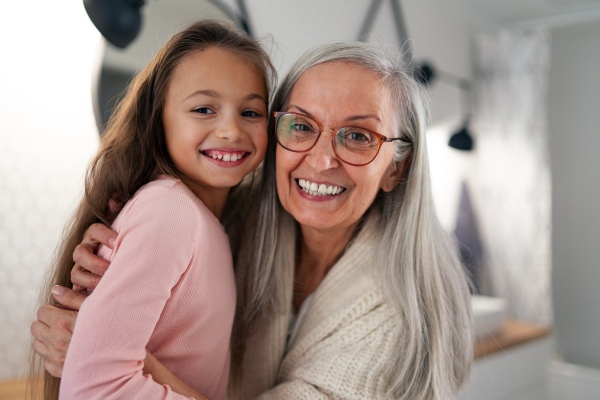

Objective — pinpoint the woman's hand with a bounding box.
[30,286,88,377]
[71,223,117,290]
[143,350,211,400]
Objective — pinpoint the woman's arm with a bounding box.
[31,221,116,377]
[144,351,211,400]
[30,287,86,377]
[32,289,209,400]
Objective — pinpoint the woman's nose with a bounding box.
[305,129,340,171]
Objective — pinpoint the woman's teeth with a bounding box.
[298,179,344,196]
[204,151,246,162]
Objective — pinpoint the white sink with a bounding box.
[471,295,507,342]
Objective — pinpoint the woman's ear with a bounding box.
[380,151,412,192]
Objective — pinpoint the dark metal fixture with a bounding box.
[357,1,475,151]
[84,0,252,50]
[84,0,145,49]
[415,62,475,151]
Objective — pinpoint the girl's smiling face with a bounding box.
[163,46,268,206]
[276,61,406,235]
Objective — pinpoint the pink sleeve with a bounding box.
[60,185,202,400]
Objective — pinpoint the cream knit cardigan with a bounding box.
[229,213,398,399]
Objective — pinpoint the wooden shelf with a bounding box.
[0,376,41,400]
[474,319,551,359]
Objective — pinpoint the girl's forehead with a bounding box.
[167,47,267,99]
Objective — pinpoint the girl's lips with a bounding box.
[295,178,347,197]
[201,149,250,167]
[202,149,249,162]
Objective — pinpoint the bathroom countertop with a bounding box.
[474,319,552,359]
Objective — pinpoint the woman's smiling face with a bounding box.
[275,61,404,235]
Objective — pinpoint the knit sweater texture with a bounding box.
[61,176,236,400]
[229,212,398,399]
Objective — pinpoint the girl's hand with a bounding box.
[30,286,88,377]
[71,223,117,290]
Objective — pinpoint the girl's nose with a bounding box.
[217,115,244,142]
[305,129,340,171]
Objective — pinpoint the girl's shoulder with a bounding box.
[120,175,222,230]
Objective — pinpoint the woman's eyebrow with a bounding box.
[288,105,315,118]
[345,114,381,123]
[289,105,381,124]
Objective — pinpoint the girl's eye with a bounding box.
[241,110,262,117]
[192,107,214,114]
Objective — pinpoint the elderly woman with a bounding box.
[31,42,472,399]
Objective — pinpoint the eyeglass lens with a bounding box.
[276,113,381,165]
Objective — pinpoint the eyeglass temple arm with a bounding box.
[384,136,412,144]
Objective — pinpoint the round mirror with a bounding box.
[92,0,244,133]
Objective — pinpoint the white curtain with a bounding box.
[471,29,552,323]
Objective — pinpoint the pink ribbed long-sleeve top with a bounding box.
[60,176,236,400]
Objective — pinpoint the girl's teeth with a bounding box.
[297,179,344,197]
[207,152,244,162]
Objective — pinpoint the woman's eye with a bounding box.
[292,123,312,132]
[192,107,214,114]
[348,131,369,142]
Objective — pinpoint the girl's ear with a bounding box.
[380,151,412,192]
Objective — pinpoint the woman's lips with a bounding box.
[296,178,346,197]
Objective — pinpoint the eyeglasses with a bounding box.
[274,112,411,166]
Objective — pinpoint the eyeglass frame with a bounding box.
[273,111,412,166]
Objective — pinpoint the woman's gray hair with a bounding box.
[232,41,472,399]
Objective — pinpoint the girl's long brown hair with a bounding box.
[28,19,275,400]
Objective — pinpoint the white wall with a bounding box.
[548,19,600,370]
[0,1,100,380]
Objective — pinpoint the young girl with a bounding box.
[36,20,275,400]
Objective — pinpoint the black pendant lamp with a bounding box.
[84,0,145,49]
[448,122,474,151]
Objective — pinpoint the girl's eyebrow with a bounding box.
[186,89,220,100]
[185,90,266,102]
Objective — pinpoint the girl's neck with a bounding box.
[178,176,230,219]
